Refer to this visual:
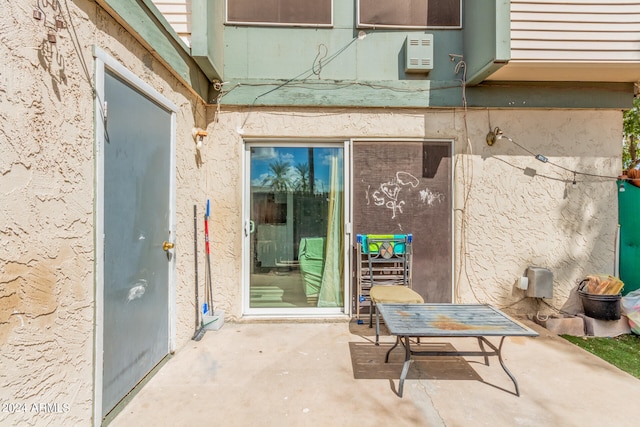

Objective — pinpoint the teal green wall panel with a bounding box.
[217,1,635,109]
[220,79,436,108]
[220,0,465,107]
[467,82,635,109]
[463,0,510,86]
[191,0,223,81]
[224,27,451,82]
[243,28,358,80]
[356,32,405,81]
[221,25,465,106]
[221,79,633,109]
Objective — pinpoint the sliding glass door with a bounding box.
[244,142,346,315]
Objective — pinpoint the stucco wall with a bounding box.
[205,107,622,317]
[454,109,621,313]
[1,1,206,425]
[0,2,624,424]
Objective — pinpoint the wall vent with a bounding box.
[405,35,433,74]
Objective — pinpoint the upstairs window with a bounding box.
[358,0,461,29]
[227,0,332,27]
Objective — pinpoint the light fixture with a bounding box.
[619,181,626,192]
[486,127,503,146]
[192,128,207,149]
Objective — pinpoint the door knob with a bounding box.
[163,241,175,251]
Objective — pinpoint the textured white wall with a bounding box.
[0,1,624,424]
[452,109,621,314]
[204,107,622,317]
[0,2,206,425]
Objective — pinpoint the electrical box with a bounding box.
[404,35,433,74]
[525,266,553,298]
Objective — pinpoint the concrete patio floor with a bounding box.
[109,319,640,427]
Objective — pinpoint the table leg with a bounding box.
[375,305,380,346]
[477,337,490,365]
[480,336,520,396]
[496,336,520,396]
[398,335,411,397]
[384,336,400,363]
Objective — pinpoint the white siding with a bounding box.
[153,0,192,46]
[511,0,640,62]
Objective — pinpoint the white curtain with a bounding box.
[317,153,343,307]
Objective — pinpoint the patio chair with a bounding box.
[356,234,424,345]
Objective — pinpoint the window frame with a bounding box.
[357,0,462,30]
[226,0,334,28]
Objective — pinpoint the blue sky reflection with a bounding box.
[251,147,343,192]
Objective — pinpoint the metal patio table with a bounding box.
[377,303,539,397]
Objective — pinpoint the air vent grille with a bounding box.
[405,35,433,74]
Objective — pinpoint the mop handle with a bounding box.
[204,199,211,254]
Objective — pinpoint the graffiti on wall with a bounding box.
[365,171,444,219]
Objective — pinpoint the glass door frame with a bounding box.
[242,139,351,317]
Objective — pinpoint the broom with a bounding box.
[200,199,223,330]
[192,204,206,341]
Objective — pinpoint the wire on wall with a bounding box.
[495,130,623,183]
[448,55,489,304]
[235,35,361,132]
[312,44,328,79]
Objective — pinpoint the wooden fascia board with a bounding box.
[96,0,211,102]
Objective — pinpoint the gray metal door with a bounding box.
[102,70,172,417]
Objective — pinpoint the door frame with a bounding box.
[92,46,177,424]
[241,139,352,317]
